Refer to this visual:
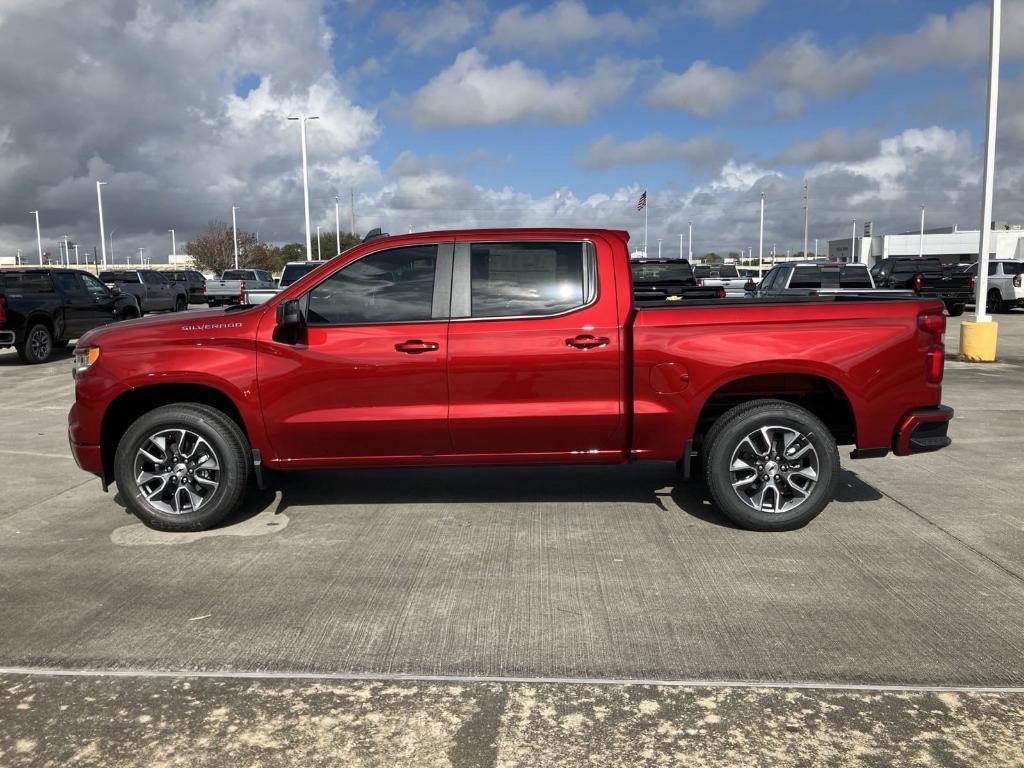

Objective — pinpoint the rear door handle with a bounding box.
[566,334,610,350]
[395,339,439,354]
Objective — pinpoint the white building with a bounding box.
[828,223,1024,268]
[0,256,19,267]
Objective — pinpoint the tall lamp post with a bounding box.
[758,193,765,277]
[169,229,176,260]
[919,205,925,258]
[334,195,342,256]
[96,181,108,268]
[30,211,42,265]
[316,225,322,259]
[231,206,239,269]
[109,229,116,264]
[961,0,1002,362]
[288,114,319,261]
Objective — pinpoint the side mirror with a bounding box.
[744,279,757,292]
[274,299,304,344]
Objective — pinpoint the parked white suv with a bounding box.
[963,260,1024,313]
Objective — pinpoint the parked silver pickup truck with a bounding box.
[243,261,329,305]
[693,264,751,296]
[205,269,276,307]
[99,269,189,314]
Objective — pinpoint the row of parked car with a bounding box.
[630,255,1024,316]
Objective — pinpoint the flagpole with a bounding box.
[644,192,649,257]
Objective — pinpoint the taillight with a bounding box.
[918,312,946,337]
[1014,273,1021,288]
[0,296,7,324]
[919,311,946,384]
[926,346,944,384]
[239,279,247,304]
[912,273,923,292]
[696,278,704,286]
[969,274,977,291]
[716,288,726,299]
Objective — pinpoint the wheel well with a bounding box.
[695,374,856,449]
[100,384,249,484]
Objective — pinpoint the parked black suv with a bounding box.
[0,269,139,364]
[870,257,974,316]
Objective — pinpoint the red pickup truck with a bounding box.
[69,229,952,532]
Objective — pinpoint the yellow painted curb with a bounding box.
[958,319,999,362]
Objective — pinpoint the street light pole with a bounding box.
[679,233,683,260]
[231,206,239,269]
[802,180,809,258]
[852,221,857,263]
[169,228,176,260]
[334,195,341,256]
[64,234,71,267]
[975,0,1001,324]
[30,211,42,265]
[316,225,322,260]
[109,230,115,264]
[758,193,765,276]
[74,244,80,265]
[138,247,145,266]
[687,221,692,260]
[96,181,108,268]
[919,205,925,258]
[288,114,320,261]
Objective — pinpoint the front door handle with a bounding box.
[566,334,610,350]
[395,339,439,354]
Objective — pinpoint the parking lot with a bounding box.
[2,312,1023,766]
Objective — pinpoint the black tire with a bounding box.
[174,296,187,312]
[113,403,250,532]
[16,323,53,364]
[703,399,840,532]
[117,307,139,321]
[987,289,1005,314]
[946,303,965,317]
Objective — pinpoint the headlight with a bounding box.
[73,346,101,377]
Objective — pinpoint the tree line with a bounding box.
[186,221,362,275]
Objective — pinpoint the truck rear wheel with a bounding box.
[703,399,839,531]
[113,403,250,532]
[16,323,53,364]
[946,303,965,317]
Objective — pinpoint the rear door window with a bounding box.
[789,267,822,289]
[468,241,595,318]
[2,272,55,294]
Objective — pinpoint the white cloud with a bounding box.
[647,60,745,117]
[581,134,733,172]
[387,0,484,55]
[485,0,652,51]
[412,49,639,127]
[774,129,881,166]
[680,0,766,27]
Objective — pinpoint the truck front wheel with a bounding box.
[113,403,250,531]
[703,399,839,532]
[16,323,53,364]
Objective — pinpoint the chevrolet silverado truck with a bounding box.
[99,269,189,314]
[68,229,953,533]
[1,268,139,363]
[869,257,974,316]
[204,269,276,307]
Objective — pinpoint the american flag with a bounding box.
[636,191,647,210]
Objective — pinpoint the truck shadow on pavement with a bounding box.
[219,464,884,532]
[0,347,74,366]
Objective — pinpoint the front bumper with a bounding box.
[893,405,954,456]
[69,433,103,475]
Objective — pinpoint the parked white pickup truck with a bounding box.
[205,269,276,307]
[693,264,751,296]
[963,260,1024,313]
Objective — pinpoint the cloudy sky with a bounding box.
[2,0,1024,262]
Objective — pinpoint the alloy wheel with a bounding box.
[729,425,820,514]
[133,428,221,515]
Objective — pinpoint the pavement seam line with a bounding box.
[877,487,1024,585]
[1,667,1023,694]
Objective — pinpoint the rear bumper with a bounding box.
[893,405,954,456]
[0,330,15,347]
